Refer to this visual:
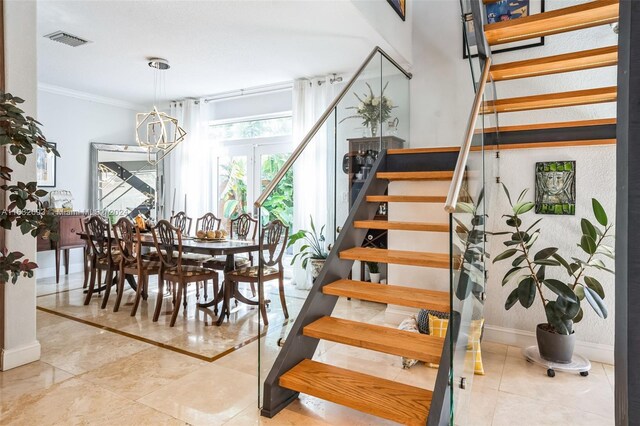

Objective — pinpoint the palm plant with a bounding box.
[288,215,328,269]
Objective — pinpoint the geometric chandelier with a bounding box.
[135,106,186,165]
[135,58,187,165]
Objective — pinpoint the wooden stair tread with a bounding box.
[280,359,432,425]
[354,220,449,232]
[323,279,450,311]
[494,139,616,150]
[367,195,447,203]
[387,146,460,154]
[481,118,616,133]
[304,316,444,363]
[377,171,454,181]
[484,0,619,46]
[481,86,617,114]
[490,46,618,81]
[339,247,452,269]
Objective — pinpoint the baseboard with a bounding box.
[36,263,84,279]
[483,324,614,365]
[0,340,41,371]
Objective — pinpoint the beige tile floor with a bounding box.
[0,272,615,425]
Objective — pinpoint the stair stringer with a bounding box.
[260,152,391,418]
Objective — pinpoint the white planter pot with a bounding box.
[370,273,381,284]
[309,258,326,282]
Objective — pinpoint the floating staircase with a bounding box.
[262,1,620,424]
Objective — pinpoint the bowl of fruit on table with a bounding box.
[195,229,228,241]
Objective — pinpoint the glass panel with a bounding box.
[259,152,293,228]
[450,19,498,423]
[217,155,248,229]
[257,49,412,412]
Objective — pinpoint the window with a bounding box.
[210,115,292,141]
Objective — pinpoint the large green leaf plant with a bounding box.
[0,92,59,283]
[288,215,328,269]
[493,184,614,335]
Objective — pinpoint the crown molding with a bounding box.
[37,83,146,111]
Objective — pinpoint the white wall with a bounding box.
[35,89,137,277]
[1,0,40,370]
[351,0,413,66]
[390,0,618,362]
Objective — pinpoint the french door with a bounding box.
[216,137,293,225]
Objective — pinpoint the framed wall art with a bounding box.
[463,0,545,59]
[387,0,405,21]
[535,161,576,215]
[36,142,57,187]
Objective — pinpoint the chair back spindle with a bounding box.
[231,213,258,241]
[152,220,182,269]
[196,213,222,233]
[85,215,112,262]
[170,211,193,236]
[260,219,288,268]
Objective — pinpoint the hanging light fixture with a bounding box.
[135,58,186,165]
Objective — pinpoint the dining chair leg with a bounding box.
[196,281,200,300]
[170,282,183,327]
[250,282,256,297]
[259,279,269,326]
[101,267,114,309]
[153,277,165,322]
[113,266,126,312]
[278,272,289,319]
[97,269,103,295]
[83,248,90,289]
[83,266,97,305]
[183,283,188,308]
[131,274,145,317]
[213,276,219,316]
[204,280,208,301]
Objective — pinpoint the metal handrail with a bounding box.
[254,46,412,208]
[444,56,492,213]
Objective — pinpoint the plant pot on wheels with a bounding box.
[536,323,576,363]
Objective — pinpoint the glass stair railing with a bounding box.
[251,47,412,418]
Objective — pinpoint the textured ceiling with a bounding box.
[37,0,392,104]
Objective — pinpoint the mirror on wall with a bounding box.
[90,143,164,220]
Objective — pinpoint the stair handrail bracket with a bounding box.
[444,56,492,214]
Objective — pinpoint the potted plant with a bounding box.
[367,262,381,283]
[0,92,60,284]
[493,185,614,363]
[340,82,396,137]
[288,215,328,281]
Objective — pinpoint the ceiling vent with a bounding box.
[44,31,91,47]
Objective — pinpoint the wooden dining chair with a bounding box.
[151,220,218,327]
[195,212,221,233]
[84,215,119,308]
[112,218,162,315]
[225,219,289,325]
[203,213,257,294]
[170,211,193,236]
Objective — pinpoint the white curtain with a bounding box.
[291,77,336,289]
[164,99,214,222]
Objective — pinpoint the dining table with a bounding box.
[80,232,261,326]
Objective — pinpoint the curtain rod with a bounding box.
[202,81,293,103]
